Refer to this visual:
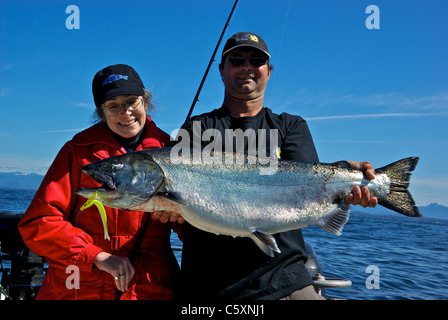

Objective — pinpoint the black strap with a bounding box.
[130,212,152,264]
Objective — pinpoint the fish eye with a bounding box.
[105,163,123,172]
[114,164,124,169]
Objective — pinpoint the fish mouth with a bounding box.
[82,168,117,191]
[75,169,117,199]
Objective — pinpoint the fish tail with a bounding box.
[376,157,421,217]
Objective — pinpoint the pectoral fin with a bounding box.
[250,228,281,257]
[315,203,350,236]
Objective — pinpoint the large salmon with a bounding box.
[76,148,421,256]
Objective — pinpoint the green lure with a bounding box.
[80,191,110,241]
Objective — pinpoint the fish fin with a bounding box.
[315,203,350,236]
[250,228,281,257]
[155,191,187,205]
[375,157,422,217]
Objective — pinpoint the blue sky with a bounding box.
[1,0,447,206]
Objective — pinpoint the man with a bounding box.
[159,32,377,300]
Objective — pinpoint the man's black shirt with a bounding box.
[179,106,319,300]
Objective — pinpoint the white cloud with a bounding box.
[2,62,15,71]
[412,176,448,191]
[359,92,448,111]
[411,176,448,206]
[269,87,448,114]
[0,87,11,97]
[305,112,448,121]
[73,102,92,108]
[38,128,87,134]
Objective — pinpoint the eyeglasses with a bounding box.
[225,56,268,68]
[103,96,143,114]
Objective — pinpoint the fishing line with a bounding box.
[271,0,292,100]
[72,208,84,300]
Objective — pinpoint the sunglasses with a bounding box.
[225,56,268,68]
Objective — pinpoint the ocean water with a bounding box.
[1,187,446,300]
[302,214,448,300]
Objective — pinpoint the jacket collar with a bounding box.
[71,116,166,151]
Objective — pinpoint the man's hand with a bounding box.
[344,161,378,208]
[151,211,185,224]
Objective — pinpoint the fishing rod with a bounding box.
[181,0,239,129]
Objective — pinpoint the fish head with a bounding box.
[75,151,164,210]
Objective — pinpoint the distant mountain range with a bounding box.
[0,172,45,190]
[1,171,447,220]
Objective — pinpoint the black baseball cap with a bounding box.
[92,64,145,108]
[222,32,270,58]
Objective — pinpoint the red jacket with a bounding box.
[19,116,182,300]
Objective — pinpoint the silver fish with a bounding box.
[75,148,421,256]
